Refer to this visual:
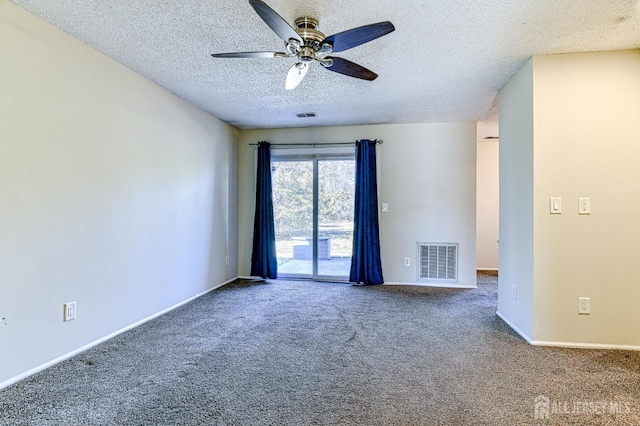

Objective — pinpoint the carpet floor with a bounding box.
[1,273,639,425]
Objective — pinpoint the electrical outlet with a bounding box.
[64,302,77,322]
[511,284,517,300]
[1,316,7,327]
[404,257,410,267]
[578,198,591,215]
[578,297,590,315]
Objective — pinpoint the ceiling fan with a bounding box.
[211,0,395,90]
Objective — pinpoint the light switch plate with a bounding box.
[550,197,562,214]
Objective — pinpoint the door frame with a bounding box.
[271,147,355,281]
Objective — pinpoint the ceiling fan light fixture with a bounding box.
[286,62,309,90]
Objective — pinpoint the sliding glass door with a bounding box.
[272,159,314,277]
[272,155,355,281]
[317,159,355,278]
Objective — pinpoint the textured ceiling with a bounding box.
[9,0,640,130]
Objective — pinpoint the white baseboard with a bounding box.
[477,268,498,272]
[245,276,477,289]
[238,276,476,289]
[530,340,640,351]
[495,310,533,344]
[383,281,476,289]
[0,276,238,391]
[495,311,640,351]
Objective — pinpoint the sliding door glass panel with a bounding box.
[317,159,355,279]
[272,160,313,278]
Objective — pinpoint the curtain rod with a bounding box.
[249,140,383,147]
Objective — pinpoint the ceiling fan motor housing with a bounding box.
[294,17,325,46]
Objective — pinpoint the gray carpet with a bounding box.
[1,273,639,425]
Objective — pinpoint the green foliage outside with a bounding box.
[272,159,354,240]
[272,161,313,239]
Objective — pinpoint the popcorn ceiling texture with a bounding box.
[9,0,640,129]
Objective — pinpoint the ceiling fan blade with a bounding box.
[211,51,287,58]
[285,62,309,90]
[323,21,395,53]
[323,57,378,81]
[249,0,302,43]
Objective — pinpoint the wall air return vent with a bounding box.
[417,242,458,282]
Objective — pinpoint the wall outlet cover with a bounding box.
[578,197,591,215]
[64,302,77,322]
[578,297,590,315]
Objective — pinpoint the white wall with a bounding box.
[0,3,238,386]
[498,50,640,348]
[238,122,477,287]
[532,50,640,347]
[497,58,535,340]
[476,140,499,270]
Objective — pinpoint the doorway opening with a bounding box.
[272,153,355,281]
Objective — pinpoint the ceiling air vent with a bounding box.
[417,242,458,282]
[296,112,317,118]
